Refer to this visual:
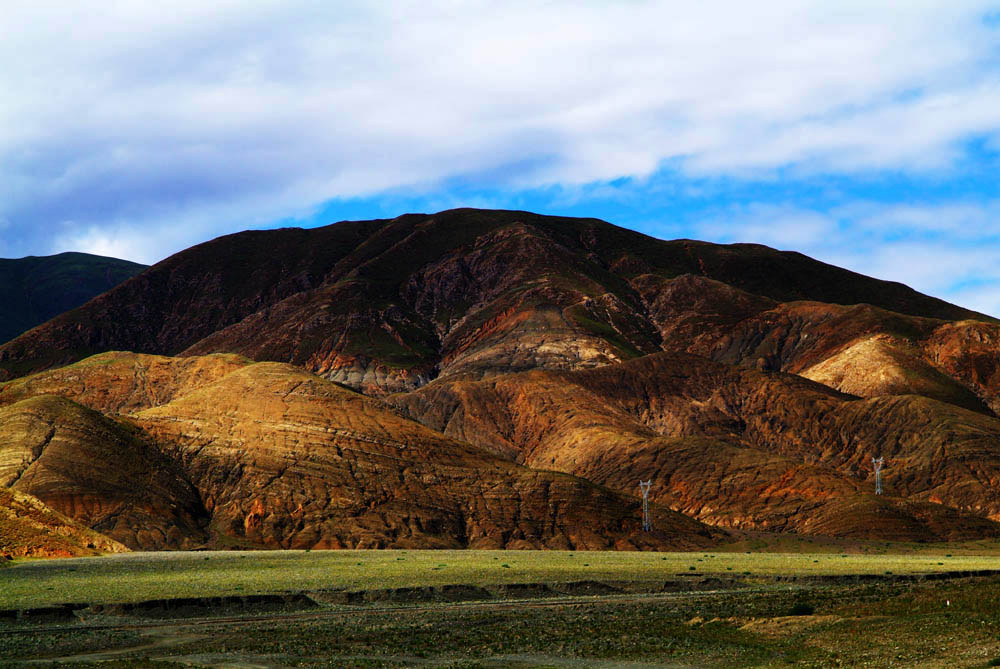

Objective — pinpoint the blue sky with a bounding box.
[2,2,1000,314]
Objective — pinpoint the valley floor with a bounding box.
[4,548,1000,667]
[7,541,1000,609]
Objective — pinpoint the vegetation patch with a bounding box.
[5,549,1000,610]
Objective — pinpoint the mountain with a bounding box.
[0,252,147,345]
[0,352,720,551]
[0,209,990,393]
[391,352,1000,541]
[3,208,1000,548]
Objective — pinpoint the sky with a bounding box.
[3,1,1000,314]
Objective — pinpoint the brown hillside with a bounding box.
[0,395,209,549]
[0,488,127,558]
[392,352,1000,540]
[134,362,718,550]
[650,296,1000,415]
[1,353,721,550]
[0,351,251,414]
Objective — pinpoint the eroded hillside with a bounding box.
[0,353,720,551]
[3,209,1000,550]
[392,352,1000,541]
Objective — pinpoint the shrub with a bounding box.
[788,602,815,616]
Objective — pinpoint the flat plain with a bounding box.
[4,547,1000,667]
[4,546,1000,609]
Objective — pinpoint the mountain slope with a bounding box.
[0,252,147,345]
[658,295,1000,415]
[0,394,209,549]
[0,351,252,414]
[391,352,1000,540]
[0,488,127,558]
[1,209,991,397]
[1,352,721,550]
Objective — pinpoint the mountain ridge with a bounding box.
[0,251,147,346]
[3,208,1000,550]
[1,209,992,391]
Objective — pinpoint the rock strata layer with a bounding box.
[1,353,721,551]
[3,209,1000,550]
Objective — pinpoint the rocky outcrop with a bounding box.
[925,321,1000,414]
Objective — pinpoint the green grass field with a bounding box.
[4,548,1000,610]
[6,549,1000,666]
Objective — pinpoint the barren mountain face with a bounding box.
[2,208,1000,553]
[0,353,720,551]
[391,352,1000,541]
[0,394,208,549]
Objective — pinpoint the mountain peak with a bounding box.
[0,209,989,389]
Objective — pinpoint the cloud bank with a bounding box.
[1,1,999,312]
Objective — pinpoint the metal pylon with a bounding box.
[872,457,885,495]
[639,480,652,531]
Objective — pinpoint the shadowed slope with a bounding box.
[392,352,1000,541]
[0,488,127,558]
[1,209,991,399]
[0,252,146,345]
[0,395,208,549]
[0,219,384,379]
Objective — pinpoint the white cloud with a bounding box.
[837,201,1000,238]
[1,1,999,262]
[695,204,840,250]
[692,200,1000,317]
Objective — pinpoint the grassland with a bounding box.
[158,578,1000,667]
[5,548,1000,666]
[5,570,1000,666]
[4,547,1000,610]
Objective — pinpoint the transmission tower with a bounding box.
[639,480,653,531]
[871,457,885,495]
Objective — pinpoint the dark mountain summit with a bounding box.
[0,209,989,388]
[0,252,147,345]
